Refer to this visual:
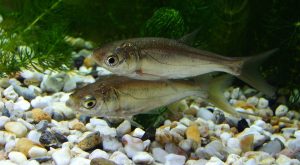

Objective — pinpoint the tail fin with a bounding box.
[238,49,278,98]
[204,74,240,117]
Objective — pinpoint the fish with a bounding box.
[66,74,239,118]
[92,37,277,97]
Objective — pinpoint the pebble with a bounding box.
[13,97,31,111]
[40,74,65,93]
[3,85,18,101]
[90,158,117,165]
[90,118,109,127]
[0,116,10,128]
[70,157,91,165]
[31,108,51,122]
[231,88,240,99]
[259,138,284,155]
[152,147,168,163]
[246,96,259,106]
[0,131,16,145]
[196,107,215,121]
[132,128,145,138]
[186,124,200,143]
[294,130,300,139]
[109,151,133,165]
[257,98,269,109]
[213,110,225,124]
[63,75,77,92]
[116,120,131,136]
[275,105,289,117]
[179,139,193,151]
[12,84,37,100]
[165,153,186,165]
[5,140,16,152]
[48,102,76,120]
[35,120,48,131]
[39,130,59,147]
[78,131,102,151]
[8,151,27,164]
[89,149,110,159]
[122,134,145,158]
[52,147,72,165]
[132,152,154,165]
[28,146,48,158]
[14,138,41,157]
[31,96,53,108]
[102,136,122,152]
[5,121,28,138]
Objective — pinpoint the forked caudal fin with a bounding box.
[197,74,240,117]
[238,48,279,98]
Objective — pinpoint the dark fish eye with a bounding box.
[105,55,119,66]
[82,95,96,109]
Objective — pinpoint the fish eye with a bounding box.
[105,55,119,66]
[82,95,96,109]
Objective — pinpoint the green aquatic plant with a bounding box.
[0,0,72,77]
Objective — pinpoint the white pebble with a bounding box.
[31,96,52,108]
[179,139,193,151]
[0,101,4,111]
[207,157,225,165]
[52,147,71,165]
[152,147,168,163]
[179,117,191,126]
[13,97,31,112]
[123,134,144,158]
[275,105,288,117]
[63,76,77,92]
[0,160,17,165]
[247,96,259,106]
[231,88,240,99]
[0,131,16,145]
[68,134,80,143]
[220,132,232,144]
[90,118,109,127]
[0,116,10,129]
[21,160,40,165]
[196,107,214,121]
[257,98,269,109]
[226,154,241,164]
[94,126,116,137]
[71,146,89,158]
[40,74,65,93]
[4,122,28,138]
[70,157,90,165]
[3,86,18,101]
[102,136,123,152]
[109,151,133,165]
[132,152,154,165]
[28,146,47,158]
[89,149,109,159]
[8,151,27,164]
[27,130,42,144]
[165,153,186,165]
[116,120,131,136]
[132,128,145,138]
[5,140,16,152]
[295,130,300,139]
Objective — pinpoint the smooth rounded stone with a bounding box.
[259,138,284,155]
[179,139,193,151]
[165,143,186,156]
[245,158,256,165]
[1,105,10,117]
[196,107,214,121]
[186,159,208,165]
[186,124,201,143]
[91,158,117,165]
[179,117,192,126]
[35,120,49,131]
[12,84,37,100]
[231,88,240,99]
[275,105,289,117]
[276,154,300,164]
[5,121,28,138]
[246,96,259,106]
[102,136,122,152]
[69,157,90,165]
[8,151,27,164]
[132,152,154,165]
[206,157,225,165]
[3,85,18,101]
[94,126,117,137]
[71,146,89,158]
[109,151,133,165]
[79,115,91,124]
[63,76,77,92]
[172,123,187,136]
[47,102,75,120]
[5,140,16,152]
[152,147,168,163]
[0,116,10,129]
[287,139,300,151]
[13,97,31,112]
[90,118,109,127]
[0,160,17,165]
[260,157,276,165]
[78,131,102,151]
[294,130,300,139]
[31,96,53,108]
[213,110,225,124]
[165,153,186,165]
[0,131,16,145]
[132,128,145,138]
[226,138,241,155]
[89,149,110,159]
[52,147,71,165]
[257,98,269,109]
[122,134,144,158]
[40,74,66,93]
[68,134,80,143]
[39,130,59,147]
[15,138,42,157]
[28,146,47,158]
[68,120,86,132]
[32,108,51,122]
[282,127,298,139]
[196,140,228,160]
[79,66,92,74]
[226,154,243,165]
[116,120,131,136]
[220,132,232,144]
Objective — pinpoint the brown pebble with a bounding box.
[32,108,51,122]
[184,108,198,116]
[240,134,254,153]
[78,132,102,151]
[72,122,87,132]
[186,124,200,143]
[90,158,117,165]
[83,56,96,67]
[14,138,43,157]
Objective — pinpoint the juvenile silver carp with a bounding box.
[92,38,277,97]
[66,75,238,118]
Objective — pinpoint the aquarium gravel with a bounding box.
[0,45,300,165]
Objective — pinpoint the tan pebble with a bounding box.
[4,122,28,138]
[184,108,197,116]
[272,125,280,133]
[234,101,256,110]
[155,127,173,144]
[14,138,43,157]
[72,122,87,132]
[230,127,238,134]
[240,134,254,153]
[78,132,102,151]
[84,56,96,67]
[186,124,200,143]
[32,108,51,122]
[90,158,117,165]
